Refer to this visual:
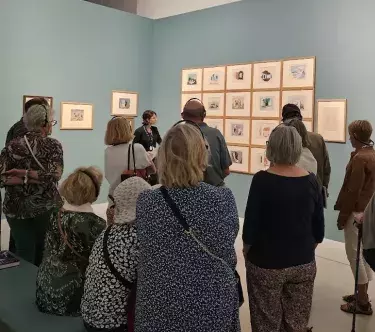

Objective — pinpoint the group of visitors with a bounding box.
[1,95,375,332]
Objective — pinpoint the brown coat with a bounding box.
[335,147,375,217]
[307,132,331,188]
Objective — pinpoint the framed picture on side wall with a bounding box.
[282,57,315,88]
[253,61,282,90]
[282,90,314,119]
[251,119,279,146]
[228,145,250,173]
[226,64,252,90]
[316,99,347,143]
[225,92,251,117]
[252,91,280,118]
[203,93,225,117]
[203,66,226,91]
[23,95,53,113]
[60,102,93,130]
[111,91,138,117]
[250,147,270,174]
[224,119,250,145]
[182,68,203,92]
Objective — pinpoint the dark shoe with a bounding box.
[343,294,356,303]
[340,301,373,315]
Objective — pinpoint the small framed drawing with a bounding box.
[181,93,202,112]
[60,102,93,130]
[253,61,281,90]
[303,120,313,132]
[203,93,225,117]
[23,95,53,113]
[316,99,347,143]
[205,118,224,135]
[181,68,203,92]
[225,119,250,145]
[251,119,279,146]
[226,64,252,90]
[228,145,249,173]
[250,148,270,174]
[282,90,314,119]
[225,92,251,117]
[111,91,138,117]
[252,91,280,118]
[203,66,226,91]
[282,57,315,88]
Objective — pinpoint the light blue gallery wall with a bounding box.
[0,0,153,203]
[151,0,375,241]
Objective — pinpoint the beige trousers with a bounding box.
[344,214,373,285]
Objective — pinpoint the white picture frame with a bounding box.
[205,118,224,135]
[251,119,279,146]
[282,57,315,88]
[228,145,250,173]
[181,93,202,112]
[60,102,93,130]
[303,120,313,132]
[252,91,280,118]
[253,61,282,90]
[181,68,203,92]
[225,119,250,145]
[111,90,138,116]
[203,93,225,117]
[225,92,251,117]
[316,99,347,143]
[250,148,270,174]
[203,66,226,91]
[226,64,252,90]
[23,95,53,114]
[282,90,314,119]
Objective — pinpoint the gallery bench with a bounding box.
[0,259,84,332]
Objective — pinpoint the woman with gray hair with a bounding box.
[243,125,324,332]
[0,104,63,266]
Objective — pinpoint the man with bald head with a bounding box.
[182,99,232,186]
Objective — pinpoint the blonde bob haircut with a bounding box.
[105,117,133,145]
[157,124,208,188]
[60,166,103,206]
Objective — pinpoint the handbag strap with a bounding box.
[127,143,137,175]
[57,209,88,262]
[103,225,134,289]
[160,186,233,271]
[24,135,45,171]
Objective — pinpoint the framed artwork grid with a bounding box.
[180,55,316,175]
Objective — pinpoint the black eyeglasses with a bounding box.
[51,120,57,126]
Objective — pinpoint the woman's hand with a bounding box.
[4,169,26,178]
[4,176,24,186]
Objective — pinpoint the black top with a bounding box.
[134,125,162,152]
[6,119,27,145]
[243,171,324,269]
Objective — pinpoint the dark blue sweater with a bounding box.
[243,171,325,269]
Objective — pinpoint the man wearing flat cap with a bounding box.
[282,103,331,192]
[182,99,232,186]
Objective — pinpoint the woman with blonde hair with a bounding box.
[105,117,154,223]
[135,123,240,331]
[335,120,375,315]
[36,167,106,316]
[82,176,152,332]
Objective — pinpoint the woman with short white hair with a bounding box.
[0,104,63,266]
[243,125,324,332]
[135,123,240,332]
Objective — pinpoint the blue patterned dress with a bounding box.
[135,183,240,332]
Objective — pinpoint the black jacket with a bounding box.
[134,126,162,152]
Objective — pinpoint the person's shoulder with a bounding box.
[133,142,146,151]
[134,126,143,134]
[200,183,235,202]
[137,188,159,204]
[45,136,62,147]
[308,131,325,143]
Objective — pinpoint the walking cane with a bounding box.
[351,222,363,332]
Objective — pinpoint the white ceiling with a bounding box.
[137,0,242,19]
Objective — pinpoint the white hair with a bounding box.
[266,125,302,165]
[23,104,52,132]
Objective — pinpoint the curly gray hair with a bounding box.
[266,124,302,165]
[23,104,53,132]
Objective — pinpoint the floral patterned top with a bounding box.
[81,224,138,329]
[0,132,64,219]
[36,208,106,316]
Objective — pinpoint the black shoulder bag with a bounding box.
[102,225,136,330]
[160,187,244,307]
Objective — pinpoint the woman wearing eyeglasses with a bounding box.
[0,104,63,266]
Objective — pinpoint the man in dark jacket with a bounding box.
[282,103,331,190]
[3,97,49,252]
